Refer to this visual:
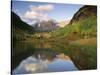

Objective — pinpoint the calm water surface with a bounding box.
[12,41,78,74]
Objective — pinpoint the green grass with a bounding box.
[49,16,97,40]
[12,13,97,70]
[47,15,97,70]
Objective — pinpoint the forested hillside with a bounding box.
[11,12,35,41]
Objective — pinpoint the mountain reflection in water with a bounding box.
[13,53,78,74]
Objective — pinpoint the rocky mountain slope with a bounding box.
[33,20,59,32]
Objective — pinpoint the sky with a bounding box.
[12,1,84,25]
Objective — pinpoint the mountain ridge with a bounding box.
[33,19,59,32]
[70,5,97,24]
[11,11,35,41]
[49,5,97,40]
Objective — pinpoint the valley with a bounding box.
[12,4,97,74]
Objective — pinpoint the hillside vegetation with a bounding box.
[47,5,97,70]
[49,16,96,40]
[11,12,35,41]
[12,5,97,70]
[49,5,97,41]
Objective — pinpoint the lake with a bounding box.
[12,39,96,74]
[12,40,78,74]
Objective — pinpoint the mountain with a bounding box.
[57,20,70,27]
[49,5,97,40]
[70,5,97,24]
[48,6,97,70]
[11,11,34,41]
[33,19,59,32]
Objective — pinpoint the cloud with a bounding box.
[30,4,54,12]
[22,4,54,25]
[24,10,51,21]
[24,11,42,19]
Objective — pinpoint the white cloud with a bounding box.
[30,4,54,12]
[22,4,54,25]
[24,11,42,19]
[24,11,50,21]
